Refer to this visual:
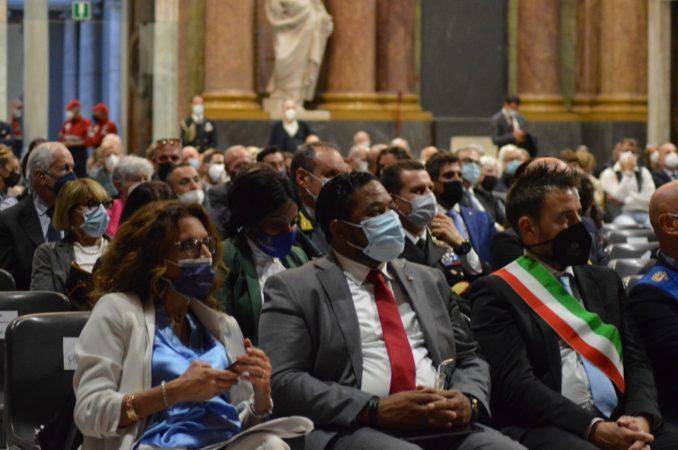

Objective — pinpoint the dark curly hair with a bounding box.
[91,200,221,308]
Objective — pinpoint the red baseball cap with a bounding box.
[66,99,81,110]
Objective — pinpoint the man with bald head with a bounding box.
[629,179,678,426]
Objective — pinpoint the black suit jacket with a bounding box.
[628,257,678,425]
[470,264,661,437]
[0,196,45,289]
[206,183,230,238]
[267,121,312,153]
[651,170,675,189]
[490,110,538,157]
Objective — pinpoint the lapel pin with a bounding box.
[407,276,414,282]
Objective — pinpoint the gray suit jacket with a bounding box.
[259,254,490,448]
[30,241,75,293]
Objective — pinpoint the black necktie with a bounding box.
[45,208,61,243]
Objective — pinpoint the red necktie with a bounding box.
[367,270,416,394]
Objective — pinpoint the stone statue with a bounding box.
[265,0,333,108]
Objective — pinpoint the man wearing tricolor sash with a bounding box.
[470,164,678,449]
[629,180,678,427]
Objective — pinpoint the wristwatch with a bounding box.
[467,395,480,421]
[452,240,472,256]
[123,394,139,422]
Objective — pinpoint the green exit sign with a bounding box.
[72,1,91,21]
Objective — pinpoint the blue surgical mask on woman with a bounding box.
[344,209,405,262]
[461,162,481,186]
[505,160,522,177]
[166,257,215,300]
[80,204,110,238]
[255,229,298,259]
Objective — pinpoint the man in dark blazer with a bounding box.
[180,95,217,152]
[381,160,484,296]
[470,164,678,449]
[426,153,496,267]
[650,143,677,188]
[268,99,313,153]
[490,96,537,157]
[0,142,75,289]
[628,180,678,426]
[290,141,348,258]
[259,172,524,450]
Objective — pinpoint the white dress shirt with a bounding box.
[599,163,655,213]
[283,120,300,137]
[73,239,108,273]
[333,250,437,397]
[246,237,287,306]
[529,253,594,412]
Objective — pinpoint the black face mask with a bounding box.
[439,180,464,208]
[525,221,592,267]
[4,171,20,188]
[157,162,173,181]
[481,175,498,192]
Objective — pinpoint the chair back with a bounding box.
[4,312,90,449]
[607,242,659,260]
[623,274,644,292]
[608,258,657,278]
[0,270,14,291]
[607,229,656,245]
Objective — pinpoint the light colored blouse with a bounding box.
[73,292,254,450]
[73,239,108,273]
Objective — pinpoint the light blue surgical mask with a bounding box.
[461,162,481,186]
[80,204,110,238]
[344,210,405,262]
[396,192,438,229]
[505,160,522,177]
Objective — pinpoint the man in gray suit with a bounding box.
[259,172,524,449]
[490,95,537,157]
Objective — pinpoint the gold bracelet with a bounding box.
[124,393,139,422]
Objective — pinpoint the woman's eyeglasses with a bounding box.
[76,199,112,215]
[174,236,217,258]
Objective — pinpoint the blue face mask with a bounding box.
[505,160,522,177]
[344,210,405,262]
[52,171,77,195]
[461,162,481,186]
[167,257,215,300]
[80,204,110,238]
[255,229,298,259]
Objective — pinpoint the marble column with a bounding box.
[178,0,204,121]
[318,0,383,118]
[572,0,600,114]
[202,0,265,119]
[0,0,7,122]
[153,0,179,140]
[79,20,99,116]
[23,0,49,150]
[375,0,429,119]
[595,0,646,118]
[516,0,566,116]
[647,0,670,144]
[102,0,123,128]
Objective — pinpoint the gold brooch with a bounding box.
[652,271,668,282]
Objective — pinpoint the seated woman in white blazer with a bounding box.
[73,200,311,450]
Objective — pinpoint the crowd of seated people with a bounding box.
[0,118,677,450]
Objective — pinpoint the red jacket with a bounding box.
[59,116,91,146]
[87,120,118,148]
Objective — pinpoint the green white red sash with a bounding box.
[496,256,625,392]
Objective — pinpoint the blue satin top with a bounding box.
[135,304,243,449]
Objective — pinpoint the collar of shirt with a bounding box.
[659,251,678,272]
[404,227,427,245]
[33,194,50,218]
[525,250,575,279]
[245,236,278,267]
[283,120,299,137]
[333,249,390,286]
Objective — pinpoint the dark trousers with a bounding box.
[69,145,88,178]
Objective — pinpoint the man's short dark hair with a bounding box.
[381,160,426,195]
[425,153,459,181]
[506,164,579,234]
[202,150,223,165]
[256,146,282,162]
[376,146,411,177]
[504,95,521,105]
[290,141,340,188]
[316,171,376,243]
[165,163,193,182]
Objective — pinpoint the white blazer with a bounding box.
[73,292,254,450]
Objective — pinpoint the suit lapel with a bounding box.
[459,206,478,250]
[19,198,44,247]
[314,256,365,386]
[573,266,609,323]
[389,259,443,364]
[425,235,446,267]
[234,236,262,322]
